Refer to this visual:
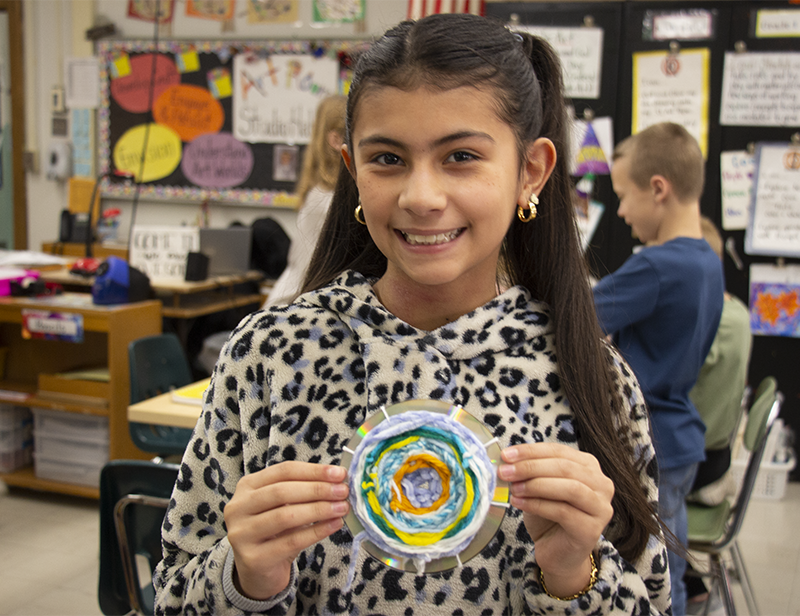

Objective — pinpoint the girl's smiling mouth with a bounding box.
[399,229,465,246]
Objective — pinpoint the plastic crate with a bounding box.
[732,454,796,500]
[0,405,33,472]
[31,408,109,487]
[32,407,108,442]
[33,455,104,488]
[34,431,108,466]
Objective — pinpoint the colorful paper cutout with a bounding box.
[113,123,183,182]
[110,54,180,113]
[177,50,201,73]
[247,0,298,23]
[153,84,225,142]
[110,52,132,79]
[207,68,232,98]
[186,0,234,21]
[182,133,254,188]
[574,122,610,176]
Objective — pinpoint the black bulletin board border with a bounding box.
[95,39,368,207]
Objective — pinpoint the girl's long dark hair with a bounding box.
[303,14,661,563]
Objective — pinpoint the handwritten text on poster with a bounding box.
[233,54,338,144]
[632,48,710,158]
[720,52,800,126]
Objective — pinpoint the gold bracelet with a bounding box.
[539,553,598,601]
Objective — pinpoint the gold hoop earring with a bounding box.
[354,199,366,225]
[517,193,538,222]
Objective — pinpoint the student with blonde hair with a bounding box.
[265,94,347,307]
[593,123,725,616]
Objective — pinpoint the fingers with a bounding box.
[498,443,614,528]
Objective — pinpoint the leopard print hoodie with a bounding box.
[153,270,671,616]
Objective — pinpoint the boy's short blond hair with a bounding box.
[614,122,704,202]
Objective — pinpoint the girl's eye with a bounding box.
[447,151,476,163]
[374,152,402,165]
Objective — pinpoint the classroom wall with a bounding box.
[22,0,407,253]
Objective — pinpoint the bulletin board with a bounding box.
[95,39,368,206]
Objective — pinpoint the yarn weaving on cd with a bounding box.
[346,408,497,584]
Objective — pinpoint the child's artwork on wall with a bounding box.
[749,263,800,338]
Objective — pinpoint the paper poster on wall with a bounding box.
[233,54,339,144]
[720,150,755,231]
[129,225,200,281]
[642,9,715,41]
[64,57,100,109]
[71,109,95,178]
[313,0,364,23]
[632,48,710,158]
[514,26,603,99]
[720,52,800,126]
[186,0,234,21]
[247,0,298,23]
[745,143,800,258]
[749,263,800,338]
[755,9,800,38]
[569,116,614,176]
[128,0,175,23]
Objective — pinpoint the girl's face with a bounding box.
[343,85,553,302]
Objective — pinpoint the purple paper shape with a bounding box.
[182,132,254,188]
[574,122,610,176]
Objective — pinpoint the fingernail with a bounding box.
[332,483,349,498]
[503,448,519,462]
[327,466,347,481]
[332,501,349,515]
[498,464,515,480]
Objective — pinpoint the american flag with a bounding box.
[407,0,485,20]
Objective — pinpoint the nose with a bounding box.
[398,164,447,216]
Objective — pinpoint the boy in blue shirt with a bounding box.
[593,122,724,616]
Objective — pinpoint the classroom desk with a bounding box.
[39,267,267,346]
[39,267,266,317]
[127,379,209,429]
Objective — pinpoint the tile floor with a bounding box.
[1,480,799,615]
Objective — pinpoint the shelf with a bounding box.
[26,395,109,416]
[0,466,99,499]
[0,296,162,497]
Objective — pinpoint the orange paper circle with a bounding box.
[153,84,224,143]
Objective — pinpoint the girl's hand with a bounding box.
[224,461,350,601]
[498,443,613,598]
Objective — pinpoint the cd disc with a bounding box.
[340,399,509,574]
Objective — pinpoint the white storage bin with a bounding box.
[32,408,109,486]
[0,405,33,472]
[35,431,108,466]
[32,407,108,442]
[34,455,103,488]
[731,454,796,500]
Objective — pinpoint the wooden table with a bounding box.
[127,378,209,429]
[39,268,266,318]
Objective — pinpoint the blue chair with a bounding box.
[129,333,194,458]
[98,459,179,615]
[686,376,783,616]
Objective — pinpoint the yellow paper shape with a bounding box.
[178,50,200,73]
[111,53,132,79]
[113,123,183,183]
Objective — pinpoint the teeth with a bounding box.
[403,230,461,245]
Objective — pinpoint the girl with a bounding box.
[154,14,670,615]
[265,94,347,307]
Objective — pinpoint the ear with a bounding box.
[518,138,557,206]
[341,144,356,180]
[650,174,670,204]
[327,130,344,152]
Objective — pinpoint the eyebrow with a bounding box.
[357,130,495,149]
